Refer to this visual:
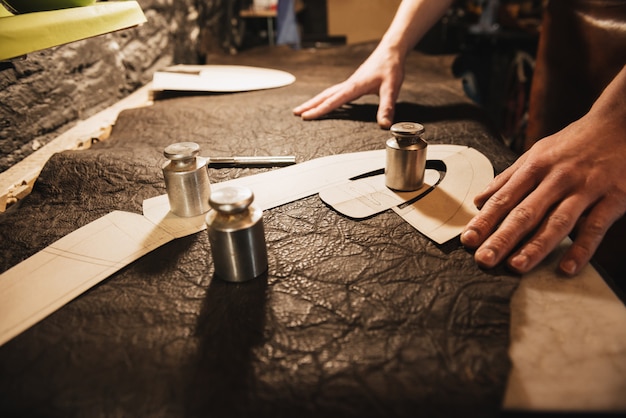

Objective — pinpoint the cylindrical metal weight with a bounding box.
[162,142,212,217]
[205,186,268,282]
[385,122,428,191]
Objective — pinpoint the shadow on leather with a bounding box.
[186,272,268,416]
[316,101,496,128]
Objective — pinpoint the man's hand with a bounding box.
[293,0,454,128]
[293,46,405,129]
[461,67,626,275]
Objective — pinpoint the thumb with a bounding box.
[377,79,400,129]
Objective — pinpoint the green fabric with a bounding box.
[0,1,146,61]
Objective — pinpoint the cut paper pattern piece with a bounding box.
[319,169,441,218]
[151,65,296,93]
[317,145,494,244]
[142,150,387,237]
[0,147,491,346]
[143,146,493,245]
[393,146,494,244]
[143,194,208,239]
[0,211,174,346]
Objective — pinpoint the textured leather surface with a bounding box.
[0,44,520,417]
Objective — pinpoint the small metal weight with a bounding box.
[162,142,211,217]
[205,186,268,282]
[385,122,428,191]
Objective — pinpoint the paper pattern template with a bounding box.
[1,147,490,345]
[142,149,388,236]
[319,169,441,218]
[393,145,494,244]
[151,65,296,93]
[0,211,173,346]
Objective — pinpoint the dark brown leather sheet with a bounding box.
[0,44,521,417]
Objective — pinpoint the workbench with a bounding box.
[0,43,624,417]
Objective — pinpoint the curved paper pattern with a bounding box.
[318,169,441,219]
[393,146,494,244]
[151,65,296,93]
[0,147,493,346]
[318,145,494,244]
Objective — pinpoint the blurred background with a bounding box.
[0,0,543,173]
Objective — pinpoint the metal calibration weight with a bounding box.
[162,142,212,217]
[205,186,268,282]
[385,122,428,191]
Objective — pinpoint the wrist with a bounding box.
[377,34,411,64]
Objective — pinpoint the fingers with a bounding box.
[464,174,624,276]
[376,74,402,129]
[461,158,541,250]
[292,84,345,119]
[292,94,329,116]
[506,195,587,274]
[293,77,380,120]
[559,195,626,275]
[376,98,394,129]
[472,156,525,209]
[470,186,566,271]
[461,162,583,271]
[294,69,402,128]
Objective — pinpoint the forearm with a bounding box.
[587,64,626,125]
[379,0,455,57]
[293,0,455,127]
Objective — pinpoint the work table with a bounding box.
[0,43,624,416]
